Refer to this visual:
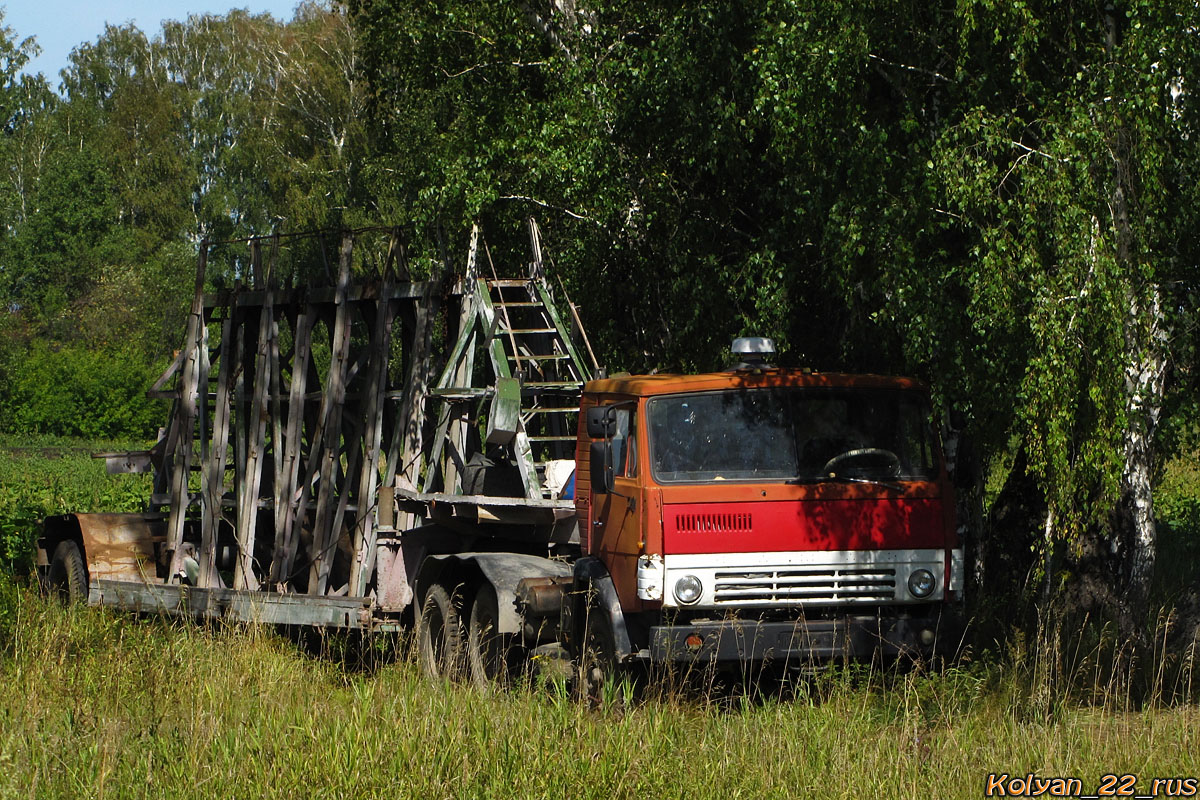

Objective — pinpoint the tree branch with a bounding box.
[498,194,590,221]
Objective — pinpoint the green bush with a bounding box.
[1153,457,1200,602]
[0,340,166,439]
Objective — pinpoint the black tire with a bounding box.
[415,583,463,679]
[576,602,623,707]
[466,583,518,690]
[48,540,88,605]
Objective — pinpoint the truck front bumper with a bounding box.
[647,610,962,664]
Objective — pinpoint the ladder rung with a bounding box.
[501,327,557,334]
[527,435,578,442]
[525,407,580,414]
[495,301,543,308]
[487,279,533,288]
[523,381,584,390]
[508,354,570,361]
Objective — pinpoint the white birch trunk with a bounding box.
[1120,283,1168,612]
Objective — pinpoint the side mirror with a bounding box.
[589,440,614,494]
[586,406,616,438]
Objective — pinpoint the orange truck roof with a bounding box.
[584,369,928,397]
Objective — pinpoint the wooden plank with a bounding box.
[385,283,439,538]
[231,308,248,575]
[201,280,447,310]
[266,235,284,545]
[421,232,479,496]
[351,287,395,596]
[444,327,475,496]
[268,307,314,587]
[443,236,483,496]
[234,293,273,591]
[148,349,186,396]
[166,243,209,582]
[476,277,514,381]
[196,317,211,535]
[199,307,236,589]
[308,234,355,594]
[484,243,524,375]
[324,418,363,595]
[267,307,285,586]
[420,402,454,494]
[287,313,332,591]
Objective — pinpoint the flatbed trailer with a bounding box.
[38,223,589,627]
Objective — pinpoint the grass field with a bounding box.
[2,437,1199,798]
[1,591,1198,799]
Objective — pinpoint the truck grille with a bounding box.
[713,566,896,606]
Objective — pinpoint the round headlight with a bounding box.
[908,568,936,598]
[673,575,703,605]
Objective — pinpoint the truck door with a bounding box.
[593,406,644,609]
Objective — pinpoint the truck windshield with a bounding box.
[647,388,938,484]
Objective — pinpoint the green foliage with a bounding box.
[342,0,1200,609]
[0,4,368,441]
[0,341,166,439]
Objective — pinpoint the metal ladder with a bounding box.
[424,221,596,501]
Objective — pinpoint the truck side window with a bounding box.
[624,412,638,478]
[611,408,637,478]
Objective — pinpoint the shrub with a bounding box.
[0,340,166,439]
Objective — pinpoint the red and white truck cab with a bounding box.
[571,338,964,670]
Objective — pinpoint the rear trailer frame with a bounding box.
[39,222,593,635]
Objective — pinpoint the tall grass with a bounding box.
[1,587,1199,800]
[2,442,1200,798]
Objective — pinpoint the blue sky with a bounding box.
[3,1,301,84]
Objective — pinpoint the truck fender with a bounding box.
[570,556,633,662]
[417,553,572,635]
[40,513,163,587]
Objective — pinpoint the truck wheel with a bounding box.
[48,540,88,605]
[577,603,621,706]
[466,583,517,690]
[415,584,462,679]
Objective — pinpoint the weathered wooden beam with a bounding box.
[166,242,209,582]
[199,308,236,589]
[385,281,439,537]
[308,234,355,595]
[231,307,248,576]
[234,287,272,591]
[443,230,482,496]
[268,307,314,587]
[201,281,447,311]
[288,314,331,590]
[351,285,396,596]
[266,309,285,585]
[196,317,211,540]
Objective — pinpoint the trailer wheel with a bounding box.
[415,584,462,679]
[466,583,517,690]
[577,603,622,707]
[48,540,88,605]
